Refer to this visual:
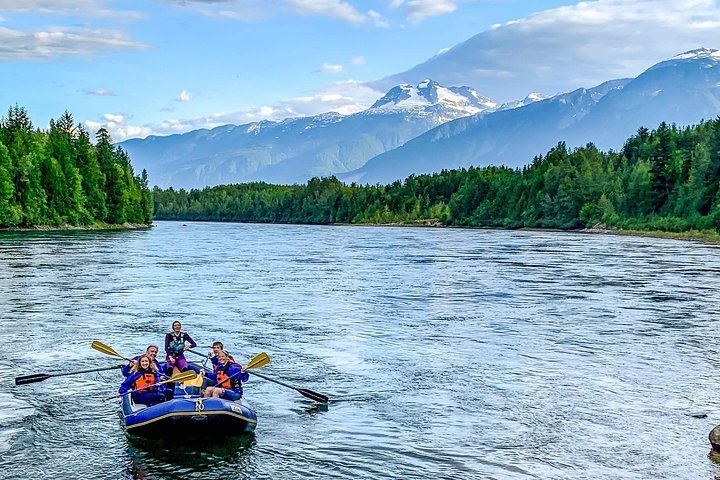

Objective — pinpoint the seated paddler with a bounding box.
[201,350,248,401]
[121,344,164,377]
[117,354,166,406]
[208,341,236,372]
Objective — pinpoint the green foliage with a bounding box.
[152,118,720,234]
[0,106,152,228]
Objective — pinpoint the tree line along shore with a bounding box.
[153,118,720,239]
[0,106,152,229]
[3,106,720,241]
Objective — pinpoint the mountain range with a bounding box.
[120,81,505,188]
[120,48,720,188]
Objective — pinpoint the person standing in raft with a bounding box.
[165,321,197,372]
[122,345,164,377]
[117,354,166,405]
[202,350,248,400]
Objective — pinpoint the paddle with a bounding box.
[15,364,125,386]
[102,370,198,402]
[91,340,134,362]
[211,352,271,385]
[188,349,328,403]
[248,370,329,404]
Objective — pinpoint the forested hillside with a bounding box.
[153,119,720,234]
[0,106,152,228]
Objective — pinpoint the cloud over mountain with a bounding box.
[371,0,720,102]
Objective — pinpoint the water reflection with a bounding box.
[126,434,255,480]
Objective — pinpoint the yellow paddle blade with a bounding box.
[161,370,197,385]
[91,341,125,359]
[182,374,205,387]
[246,352,270,370]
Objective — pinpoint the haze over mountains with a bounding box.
[121,48,720,188]
[120,81,503,188]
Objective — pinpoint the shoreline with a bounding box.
[157,218,720,244]
[0,222,153,233]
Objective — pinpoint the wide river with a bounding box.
[1,221,719,479]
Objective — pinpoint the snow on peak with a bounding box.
[368,80,497,117]
[673,48,720,60]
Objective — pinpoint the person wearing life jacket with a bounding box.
[117,354,166,406]
[122,345,164,377]
[164,321,197,372]
[208,341,236,372]
[202,350,248,401]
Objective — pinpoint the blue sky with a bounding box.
[1,0,719,141]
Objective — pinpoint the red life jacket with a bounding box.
[133,372,156,392]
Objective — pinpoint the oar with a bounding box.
[15,364,125,386]
[200,352,271,390]
[248,370,329,404]
[91,340,134,362]
[102,370,198,402]
[187,350,269,372]
[188,348,327,402]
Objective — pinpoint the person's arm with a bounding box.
[230,364,249,384]
[164,333,172,357]
[121,355,139,377]
[155,360,165,376]
[184,333,197,350]
[119,373,138,394]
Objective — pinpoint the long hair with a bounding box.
[130,354,158,374]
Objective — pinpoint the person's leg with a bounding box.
[212,388,222,398]
[176,356,188,371]
[134,391,165,405]
[204,387,214,398]
[221,389,242,401]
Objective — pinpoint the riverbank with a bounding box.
[339,219,720,244]
[580,225,720,244]
[0,222,152,233]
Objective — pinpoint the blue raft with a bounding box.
[121,370,257,437]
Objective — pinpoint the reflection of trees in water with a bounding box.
[125,434,255,480]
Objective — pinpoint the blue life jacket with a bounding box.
[167,332,186,356]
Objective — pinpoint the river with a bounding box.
[0,221,719,479]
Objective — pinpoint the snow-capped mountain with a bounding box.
[343,48,720,185]
[119,80,496,188]
[368,79,497,118]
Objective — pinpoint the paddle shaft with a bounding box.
[187,349,326,402]
[249,370,329,403]
[15,364,124,385]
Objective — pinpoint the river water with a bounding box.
[1,221,719,479]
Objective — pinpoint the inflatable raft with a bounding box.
[121,372,257,437]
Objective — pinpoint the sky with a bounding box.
[0,0,719,142]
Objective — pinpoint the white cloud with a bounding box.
[351,56,365,65]
[368,9,389,28]
[168,0,366,24]
[84,115,151,142]
[406,0,456,21]
[85,88,117,96]
[389,0,457,22]
[102,113,125,123]
[314,63,343,74]
[375,0,720,101]
[285,0,366,23]
[178,90,192,102]
[91,80,384,140]
[0,0,144,20]
[0,25,146,60]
